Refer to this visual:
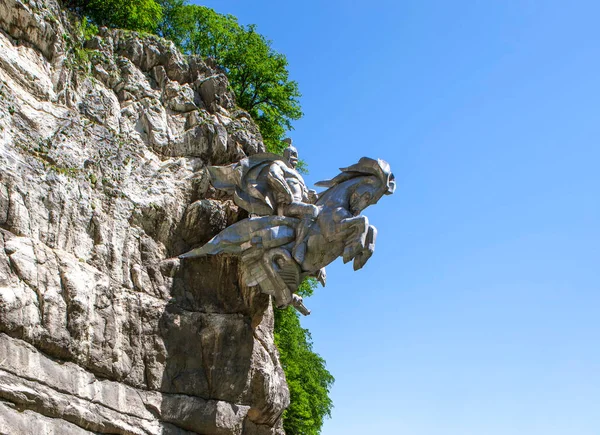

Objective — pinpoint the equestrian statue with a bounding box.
[180,139,396,315]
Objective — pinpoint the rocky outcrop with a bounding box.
[0,1,288,434]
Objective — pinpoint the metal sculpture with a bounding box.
[181,142,395,315]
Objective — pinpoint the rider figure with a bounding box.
[266,138,319,264]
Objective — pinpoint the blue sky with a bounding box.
[194,1,600,434]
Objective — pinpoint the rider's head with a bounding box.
[283,138,299,169]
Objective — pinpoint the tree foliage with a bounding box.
[157,3,302,153]
[64,0,163,33]
[274,280,334,435]
[155,0,190,48]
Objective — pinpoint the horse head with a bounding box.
[315,157,396,214]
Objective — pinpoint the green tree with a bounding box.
[155,0,193,49]
[274,280,335,435]
[64,0,163,33]
[174,5,303,153]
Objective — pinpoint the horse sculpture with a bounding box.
[180,149,395,315]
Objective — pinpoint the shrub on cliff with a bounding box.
[63,0,163,33]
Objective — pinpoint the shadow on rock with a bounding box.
[157,255,288,434]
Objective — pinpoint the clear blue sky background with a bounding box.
[194,1,600,434]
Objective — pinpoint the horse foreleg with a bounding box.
[341,216,369,264]
[353,225,377,270]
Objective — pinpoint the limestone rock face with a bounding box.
[0,1,288,434]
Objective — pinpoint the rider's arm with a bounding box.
[267,164,294,204]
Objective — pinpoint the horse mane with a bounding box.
[315,157,396,195]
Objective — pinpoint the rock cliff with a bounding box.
[0,1,289,433]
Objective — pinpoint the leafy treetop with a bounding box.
[157,2,302,154]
